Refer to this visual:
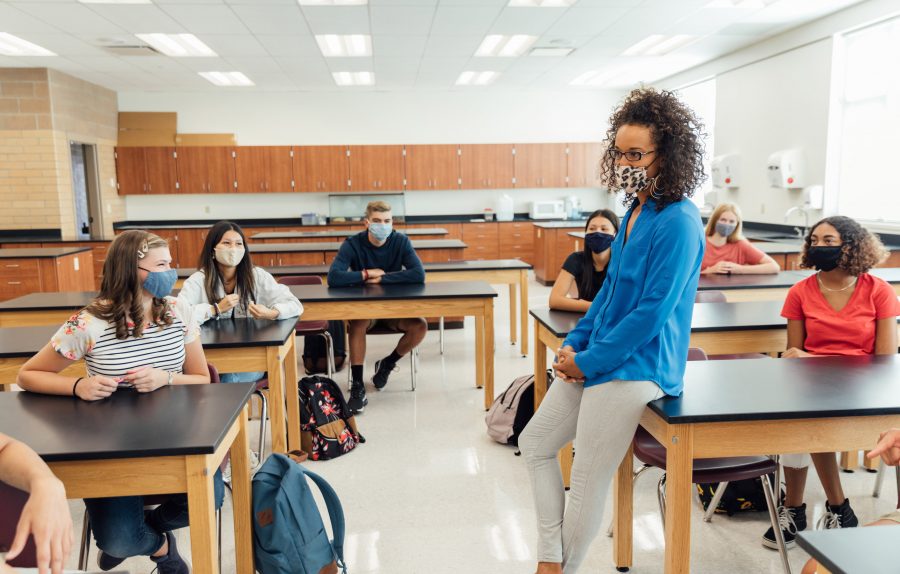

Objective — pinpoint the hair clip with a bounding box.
[137,242,149,259]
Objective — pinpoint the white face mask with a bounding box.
[613,165,654,196]
[214,246,245,267]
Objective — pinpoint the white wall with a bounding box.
[117,89,623,219]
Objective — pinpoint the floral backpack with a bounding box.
[299,375,364,461]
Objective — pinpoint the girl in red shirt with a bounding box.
[763,216,899,553]
[701,202,780,274]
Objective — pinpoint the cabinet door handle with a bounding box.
[7,281,21,285]
[5,264,19,268]
[148,184,152,192]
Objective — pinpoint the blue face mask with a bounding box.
[584,231,615,254]
[368,222,392,242]
[139,267,177,298]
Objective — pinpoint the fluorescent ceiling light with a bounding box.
[621,34,697,56]
[78,0,151,4]
[315,34,372,57]
[569,70,620,86]
[530,47,573,57]
[475,35,537,57]
[299,0,367,5]
[199,71,254,86]
[706,0,777,7]
[508,0,576,6]
[0,33,55,56]
[332,71,374,86]
[456,71,498,86]
[136,33,216,57]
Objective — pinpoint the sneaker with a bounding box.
[348,380,368,414]
[372,359,398,390]
[150,531,189,574]
[762,503,807,550]
[817,498,859,530]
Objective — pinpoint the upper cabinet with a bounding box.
[176,146,235,194]
[514,144,567,189]
[234,146,294,193]
[459,144,514,190]
[405,145,460,191]
[348,145,405,191]
[115,147,177,195]
[294,146,348,192]
[567,142,604,188]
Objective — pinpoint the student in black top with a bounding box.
[549,208,620,312]
[327,200,427,414]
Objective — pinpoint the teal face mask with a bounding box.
[368,222,392,242]
[138,267,177,298]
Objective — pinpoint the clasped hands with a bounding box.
[75,366,169,400]
[553,346,585,383]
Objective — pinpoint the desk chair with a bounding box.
[277,275,336,378]
[0,481,38,568]
[695,290,728,303]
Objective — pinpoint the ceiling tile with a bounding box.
[223,56,286,74]
[488,6,567,36]
[370,0,438,5]
[230,4,308,35]
[157,4,250,34]
[370,6,436,36]
[10,2,127,35]
[257,35,321,57]
[300,6,370,35]
[200,34,271,57]
[429,5,504,36]
[324,57,374,72]
[372,36,428,58]
[0,5,53,34]
[423,35,484,57]
[80,4,184,33]
[543,5,630,37]
[20,34,109,57]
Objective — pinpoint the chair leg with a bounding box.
[255,390,268,460]
[78,512,91,570]
[761,473,792,574]
[410,348,417,392]
[895,465,900,502]
[874,459,886,497]
[657,474,667,528]
[439,317,444,355]
[607,463,654,537]
[321,330,335,379]
[703,481,729,523]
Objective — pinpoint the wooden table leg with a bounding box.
[533,320,547,410]
[266,346,288,454]
[864,450,879,471]
[508,283,517,346]
[840,451,855,471]
[664,424,694,574]
[520,269,529,358]
[483,298,495,411]
[614,443,635,570]
[559,442,573,489]
[229,407,254,574]
[475,314,485,392]
[283,334,301,452]
[186,454,219,574]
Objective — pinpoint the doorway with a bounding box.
[69,141,103,240]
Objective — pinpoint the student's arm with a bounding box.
[549,270,591,312]
[381,236,425,284]
[873,279,900,355]
[734,242,780,274]
[572,215,703,378]
[253,269,303,319]
[177,272,217,325]
[327,242,365,287]
[874,317,898,355]
[0,433,71,574]
[782,319,811,358]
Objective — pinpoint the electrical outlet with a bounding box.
[204,205,210,214]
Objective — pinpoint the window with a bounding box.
[676,78,716,209]
[834,16,900,225]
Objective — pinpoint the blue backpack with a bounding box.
[252,453,348,574]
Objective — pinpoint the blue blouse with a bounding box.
[563,197,704,396]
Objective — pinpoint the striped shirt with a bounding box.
[51,297,200,379]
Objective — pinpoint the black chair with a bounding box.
[0,481,38,568]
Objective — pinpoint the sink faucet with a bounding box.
[784,206,810,238]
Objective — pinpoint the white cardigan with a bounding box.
[177,267,303,326]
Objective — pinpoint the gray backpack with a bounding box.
[485,371,552,446]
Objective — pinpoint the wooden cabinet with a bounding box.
[294,146,349,192]
[0,251,94,301]
[175,147,235,194]
[234,146,293,193]
[348,145,405,191]
[567,142,604,188]
[498,221,535,264]
[115,147,178,195]
[252,252,325,267]
[405,145,459,191]
[459,144,514,189]
[514,144,567,188]
[461,222,499,260]
[533,225,584,284]
[177,228,211,270]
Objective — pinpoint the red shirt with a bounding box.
[702,238,766,270]
[781,273,900,356]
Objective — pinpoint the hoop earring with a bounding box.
[648,177,664,199]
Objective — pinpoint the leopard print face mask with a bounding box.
[613,165,653,196]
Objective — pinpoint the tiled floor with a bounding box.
[60,274,897,573]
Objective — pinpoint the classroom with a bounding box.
[1,0,899,573]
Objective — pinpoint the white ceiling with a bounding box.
[0,0,866,92]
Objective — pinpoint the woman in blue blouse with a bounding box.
[519,88,707,574]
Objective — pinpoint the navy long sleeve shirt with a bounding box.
[327,230,426,287]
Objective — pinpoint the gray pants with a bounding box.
[519,378,661,572]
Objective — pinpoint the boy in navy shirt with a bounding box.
[327,201,426,413]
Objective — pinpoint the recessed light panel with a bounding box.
[529,47,573,57]
[332,71,374,86]
[199,71,254,87]
[621,34,697,57]
[0,33,56,56]
[136,33,217,57]
[315,34,372,57]
[508,0,576,6]
[456,71,499,86]
[299,0,367,5]
[475,35,537,57]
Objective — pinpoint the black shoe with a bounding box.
[817,498,859,530]
[762,503,806,550]
[372,359,398,390]
[348,380,367,414]
[97,550,126,571]
[150,531,189,574]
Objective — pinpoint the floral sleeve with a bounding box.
[50,311,94,361]
[170,297,201,344]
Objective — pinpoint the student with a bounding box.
[0,433,71,574]
[177,220,303,383]
[549,209,620,312]
[518,88,706,574]
[701,202,780,274]
[17,230,222,574]
[327,201,426,414]
[763,216,899,551]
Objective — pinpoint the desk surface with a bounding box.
[0,291,94,312]
[0,247,92,258]
[0,384,254,461]
[177,258,532,279]
[650,354,900,424]
[251,228,448,239]
[797,526,900,574]
[249,239,466,253]
[698,271,809,290]
[290,280,497,302]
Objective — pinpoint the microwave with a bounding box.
[530,200,565,220]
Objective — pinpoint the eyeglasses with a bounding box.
[608,149,656,162]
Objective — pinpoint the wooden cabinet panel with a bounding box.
[177,228,211,270]
[880,250,900,268]
[143,147,178,194]
[273,252,325,266]
[0,258,40,277]
[0,275,42,301]
[115,147,149,195]
[294,146,349,192]
[459,144,514,189]
[234,146,294,193]
[461,222,499,260]
[147,229,180,267]
[349,145,405,191]
[175,147,235,194]
[514,143,567,188]
[567,142,604,188]
[405,145,459,191]
[498,221,535,264]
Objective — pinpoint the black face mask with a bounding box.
[807,246,842,271]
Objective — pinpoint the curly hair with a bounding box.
[801,216,888,275]
[600,87,707,211]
